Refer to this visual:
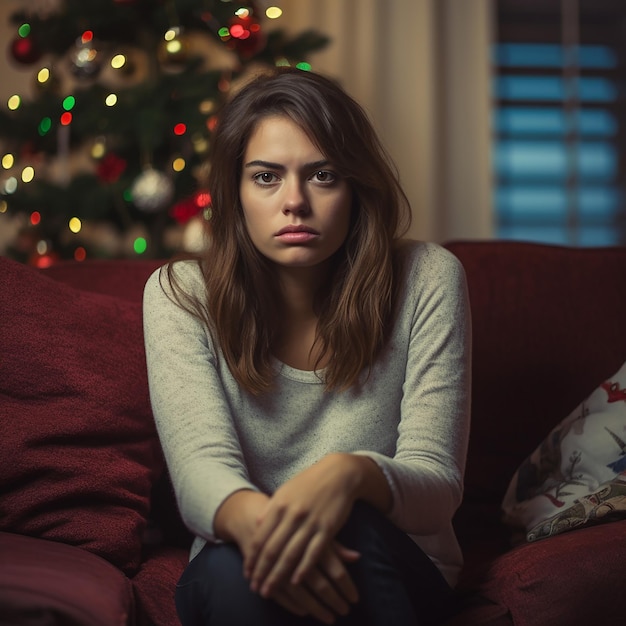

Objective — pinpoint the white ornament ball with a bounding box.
[183,214,211,252]
[131,168,174,212]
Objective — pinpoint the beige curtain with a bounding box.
[277,0,495,242]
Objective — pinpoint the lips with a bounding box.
[274,225,320,236]
[274,224,320,244]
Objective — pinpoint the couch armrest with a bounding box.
[0,532,134,626]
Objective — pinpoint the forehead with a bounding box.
[244,115,323,158]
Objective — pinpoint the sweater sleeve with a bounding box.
[356,244,472,536]
[143,262,258,542]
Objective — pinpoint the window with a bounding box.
[493,0,626,246]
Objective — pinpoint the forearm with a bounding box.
[214,489,270,545]
[337,453,393,515]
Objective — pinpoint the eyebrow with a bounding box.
[243,159,330,170]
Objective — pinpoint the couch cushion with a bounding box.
[0,257,163,574]
[477,519,626,626]
[0,531,134,626]
[132,546,188,626]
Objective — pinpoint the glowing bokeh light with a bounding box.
[38,117,52,136]
[296,62,312,71]
[74,247,87,261]
[18,23,31,38]
[174,123,187,136]
[105,93,118,106]
[172,157,186,172]
[0,200,7,213]
[60,112,73,125]
[218,27,230,39]
[166,40,182,54]
[37,68,50,84]
[235,8,250,18]
[4,177,17,194]
[36,240,48,255]
[164,28,177,41]
[111,54,126,69]
[30,211,41,225]
[81,30,94,44]
[8,95,21,111]
[266,7,282,19]
[69,217,82,233]
[62,95,76,111]
[2,154,14,169]
[91,140,106,159]
[21,166,35,183]
[134,237,147,254]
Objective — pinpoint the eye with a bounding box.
[253,172,279,185]
[311,170,336,184]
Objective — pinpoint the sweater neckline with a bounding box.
[272,359,326,384]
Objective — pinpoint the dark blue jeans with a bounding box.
[175,502,458,626]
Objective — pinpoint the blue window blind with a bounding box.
[493,21,625,247]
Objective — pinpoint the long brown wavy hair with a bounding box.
[165,67,411,394]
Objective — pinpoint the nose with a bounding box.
[282,178,310,216]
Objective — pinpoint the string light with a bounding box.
[111,54,126,69]
[266,7,283,19]
[134,237,147,254]
[21,166,35,183]
[30,211,41,225]
[2,154,14,169]
[69,217,82,233]
[172,157,186,172]
[38,117,52,136]
[0,200,7,213]
[174,123,187,136]
[105,93,118,106]
[4,177,17,194]
[36,240,47,255]
[62,96,76,111]
[296,62,312,71]
[17,23,31,38]
[81,30,94,44]
[74,247,87,261]
[37,68,51,85]
[60,112,73,125]
[7,95,21,111]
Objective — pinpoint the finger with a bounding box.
[317,547,360,605]
[244,507,281,579]
[283,582,337,625]
[303,567,350,617]
[290,530,330,585]
[258,526,311,596]
[333,540,361,563]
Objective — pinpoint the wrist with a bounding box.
[327,452,392,514]
[214,489,269,543]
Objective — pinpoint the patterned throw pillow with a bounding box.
[502,360,626,543]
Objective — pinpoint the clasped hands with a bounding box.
[224,453,369,624]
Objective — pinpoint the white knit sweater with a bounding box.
[143,240,471,586]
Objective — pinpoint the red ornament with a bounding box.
[170,190,211,224]
[10,35,42,65]
[96,153,127,183]
[227,16,266,59]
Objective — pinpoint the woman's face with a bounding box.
[239,115,352,274]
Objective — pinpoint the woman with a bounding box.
[143,67,471,626]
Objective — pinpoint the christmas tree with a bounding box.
[0,0,328,265]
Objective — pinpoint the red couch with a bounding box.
[1,241,625,626]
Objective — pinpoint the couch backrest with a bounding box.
[445,241,626,534]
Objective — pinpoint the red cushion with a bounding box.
[0,257,163,573]
[132,546,188,626]
[0,531,134,626]
[477,519,626,626]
